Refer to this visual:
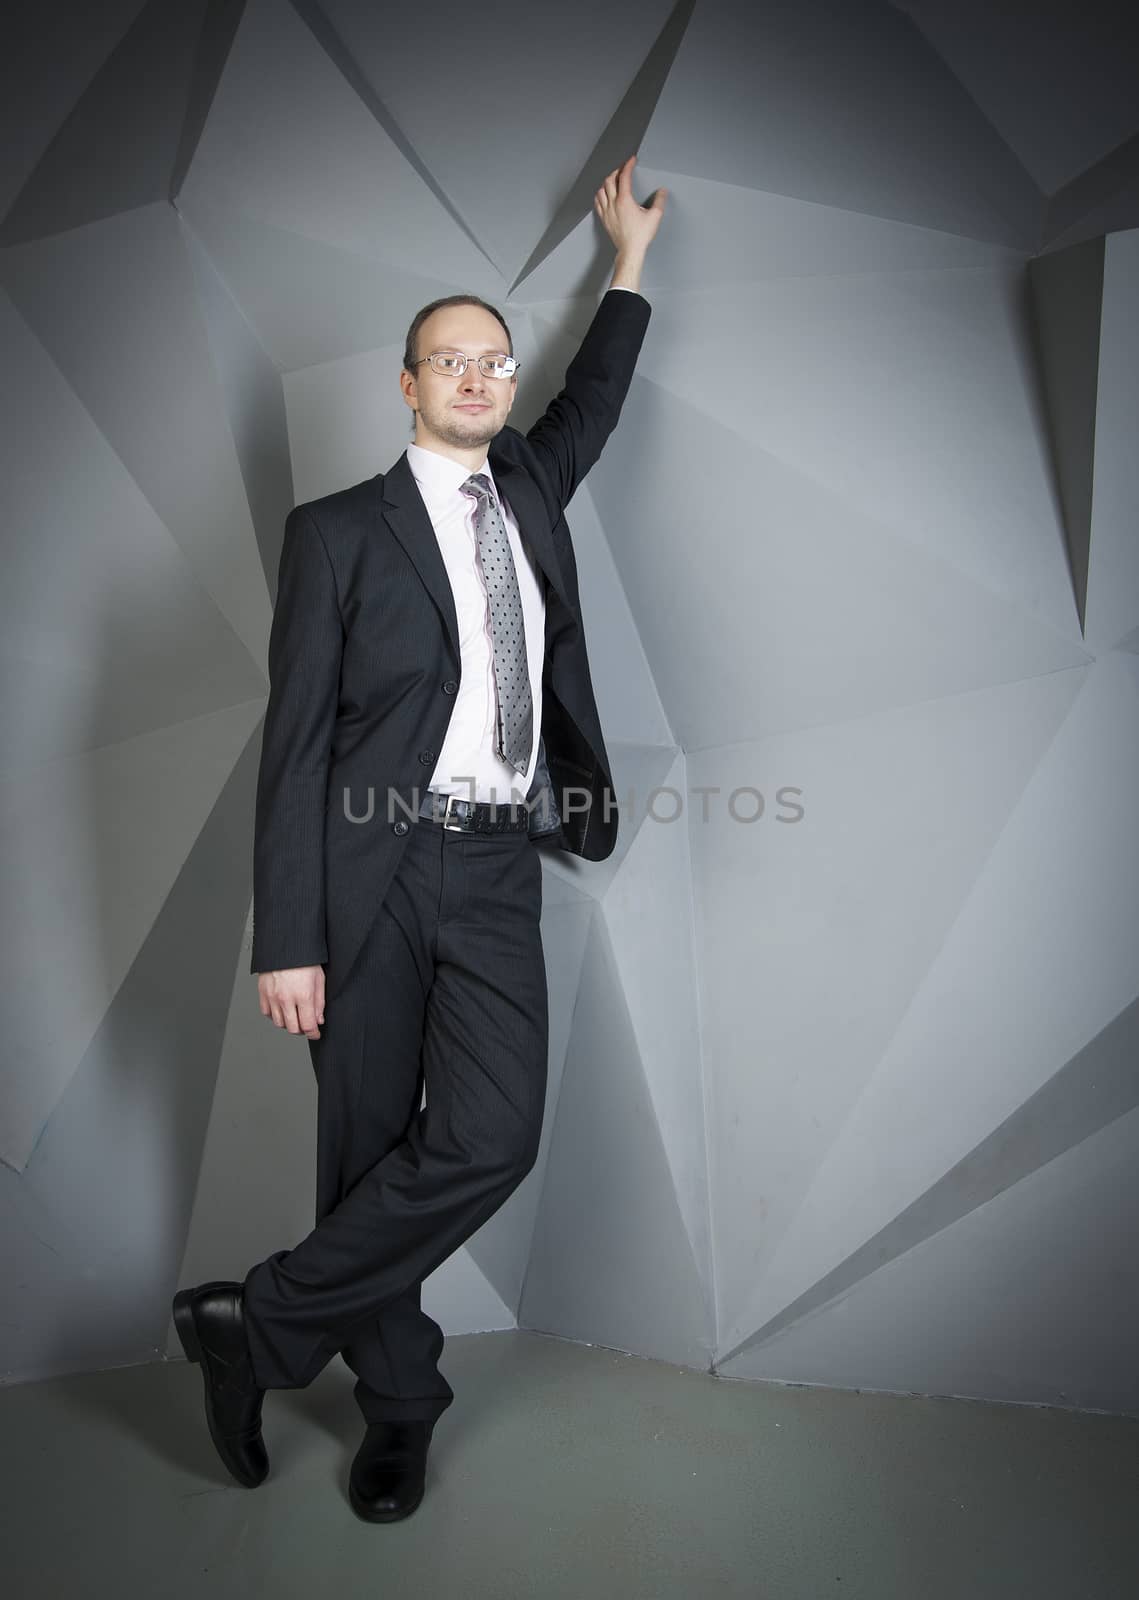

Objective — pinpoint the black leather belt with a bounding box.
[418,790,531,834]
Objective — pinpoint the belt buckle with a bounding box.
[442,792,470,832]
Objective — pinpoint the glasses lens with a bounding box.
[430,352,466,374]
[479,356,515,379]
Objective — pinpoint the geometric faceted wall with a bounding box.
[2,0,1137,1419]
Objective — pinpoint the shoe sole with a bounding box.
[348,1481,426,1522]
[172,1282,268,1490]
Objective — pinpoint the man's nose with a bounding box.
[460,364,487,394]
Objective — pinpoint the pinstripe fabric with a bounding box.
[242,812,546,1420]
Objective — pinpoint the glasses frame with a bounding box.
[410,350,521,380]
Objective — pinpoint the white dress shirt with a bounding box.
[406,284,645,807]
[406,442,546,805]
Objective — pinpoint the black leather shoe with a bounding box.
[348,1420,434,1522]
[172,1279,268,1488]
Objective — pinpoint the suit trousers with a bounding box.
[241,812,548,1424]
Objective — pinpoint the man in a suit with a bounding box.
[173,155,666,1520]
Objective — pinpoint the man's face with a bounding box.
[402,305,516,452]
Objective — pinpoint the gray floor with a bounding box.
[3,1329,1137,1598]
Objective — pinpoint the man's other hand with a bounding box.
[258,966,326,1040]
[594,153,667,256]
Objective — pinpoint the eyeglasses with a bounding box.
[411,351,520,379]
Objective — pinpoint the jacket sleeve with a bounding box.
[525,288,651,512]
[250,504,343,974]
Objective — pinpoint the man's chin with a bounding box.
[436,416,500,447]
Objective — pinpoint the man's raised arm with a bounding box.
[525,155,666,509]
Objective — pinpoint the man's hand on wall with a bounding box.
[594,154,668,257]
[258,967,326,1040]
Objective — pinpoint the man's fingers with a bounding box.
[258,970,325,1035]
[596,154,638,213]
[273,990,322,1037]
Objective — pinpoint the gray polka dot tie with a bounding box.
[461,472,534,775]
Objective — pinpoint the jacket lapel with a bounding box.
[488,447,569,610]
[379,445,571,664]
[380,453,461,660]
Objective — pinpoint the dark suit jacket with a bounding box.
[250,287,652,1000]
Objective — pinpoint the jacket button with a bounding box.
[443,680,458,694]
[418,749,434,765]
[393,820,410,836]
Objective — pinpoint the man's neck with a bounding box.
[410,436,489,473]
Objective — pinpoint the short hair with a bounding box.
[402,294,514,376]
